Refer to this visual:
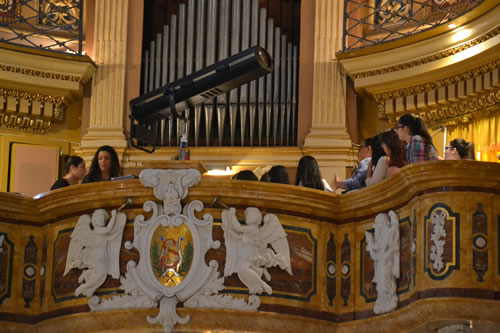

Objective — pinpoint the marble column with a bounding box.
[80,0,129,152]
[303,0,351,148]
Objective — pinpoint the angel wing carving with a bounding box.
[222,207,292,295]
[64,209,127,297]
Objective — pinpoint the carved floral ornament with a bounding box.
[0,64,87,85]
[63,169,293,333]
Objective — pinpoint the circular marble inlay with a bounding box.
[328,263,336,276]
[24,265,36,278]
[341,264,350,276]
[40,264,46,277]
[474,236,487,249]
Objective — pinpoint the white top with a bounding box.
[322,179,334,193]
[366,157,389,187]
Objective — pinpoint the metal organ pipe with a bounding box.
[204,0,217,146]
[141,0,299,148]
[217,0,230,146]
[229,0,241,146]
[248,0,259,146]
[273,27,280,146]
[286,42,292,145]
[168,15,177,146]
[194,0,206,146]
[280,35,287,146]
[292,45,298,145]
[239,0,251,146]
[265,18,274,146]
[257,8,267,146]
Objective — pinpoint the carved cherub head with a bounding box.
[245,207,262,226]
[91,209,109,228]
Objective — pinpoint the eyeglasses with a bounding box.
[395,124,403,129]
[445,146,453,150]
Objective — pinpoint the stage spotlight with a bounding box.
[130,46,273,125]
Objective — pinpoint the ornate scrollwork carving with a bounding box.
[92,169,263,333]
[0,64,87,84]
[0,87,69,133]
[417,91,500,127]
[373,59,500,102]
[39,0,80,30]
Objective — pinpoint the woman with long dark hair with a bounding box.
[295,156,332,192]
[50,156,87,190]
[445,138,475,160]
[395,114,438,164]
[268,165,290,185]
[82,145,121,183]
[366,130,407,186]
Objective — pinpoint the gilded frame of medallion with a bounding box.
[423,203,460,280]
[149,220,195,289]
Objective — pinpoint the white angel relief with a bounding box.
[222,207,292,295]
[64,209,127,297]
[365,210,400,315]
[0,234,4,254]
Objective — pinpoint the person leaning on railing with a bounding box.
[332,137,373,192]
[366,129,407,187]
[50,155,87,190]
[395,114,438,164]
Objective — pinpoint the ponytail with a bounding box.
[450,138,475,160]
[64,155,84,174]
[399,114,435,156]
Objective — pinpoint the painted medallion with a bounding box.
[150,224,194,287]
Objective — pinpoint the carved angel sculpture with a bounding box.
[365,210,400,314]
[222,207,292,295]
[64,209,127,297]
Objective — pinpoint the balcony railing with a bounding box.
[342,0,485,52]
[0,0,83,55]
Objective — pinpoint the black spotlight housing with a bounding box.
[130,46,272,124]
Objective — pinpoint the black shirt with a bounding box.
[50,178,70,190]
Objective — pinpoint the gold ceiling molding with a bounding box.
[0,87,70,133]
[0,87,69,106]
[384,90,500,128]
[351,26,500,80]
[0,63,88,84]
[373,59,499,102]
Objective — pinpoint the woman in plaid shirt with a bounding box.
[395,114,438,164]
